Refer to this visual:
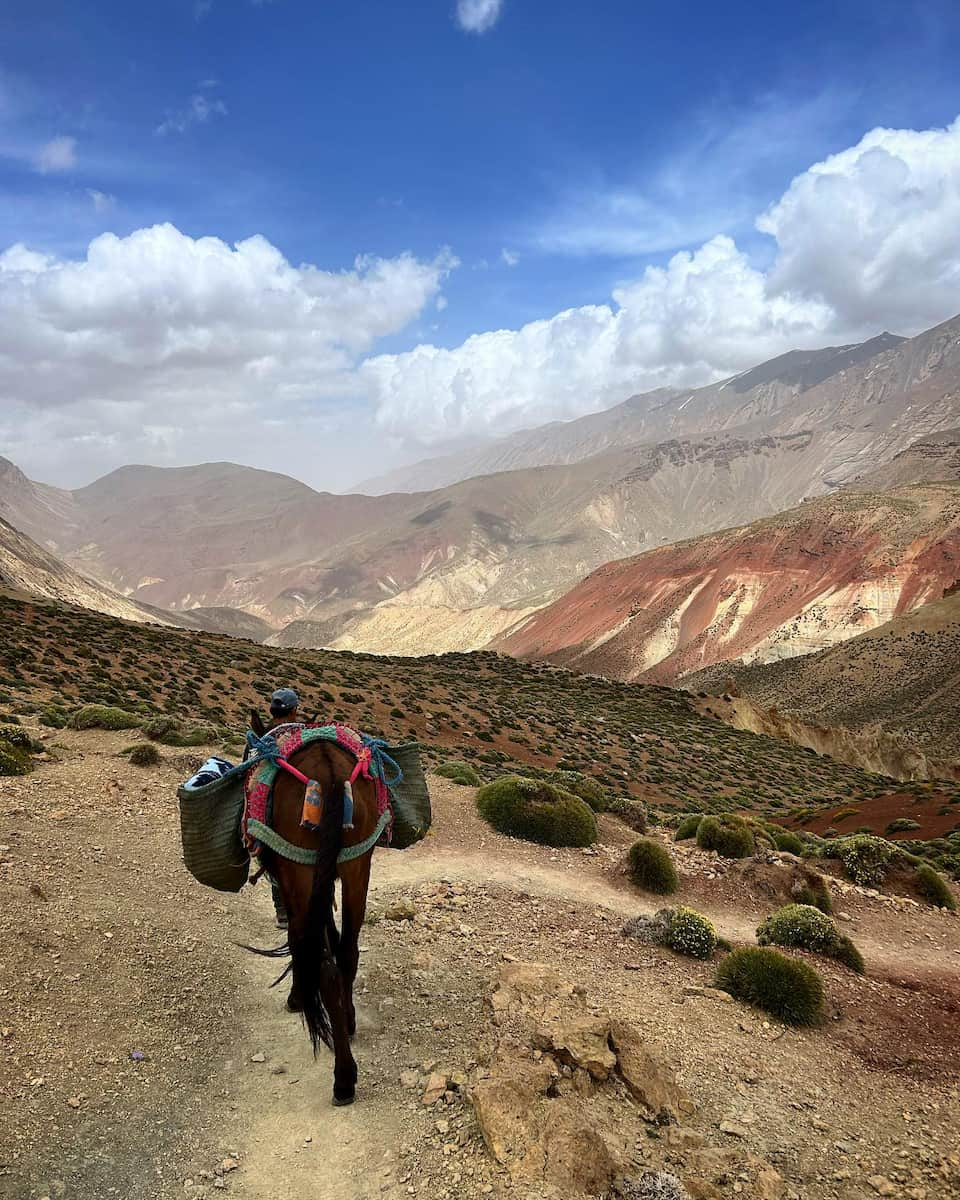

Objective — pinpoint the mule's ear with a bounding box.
[250,709,266,737]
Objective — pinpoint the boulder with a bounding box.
[470,1046,620,1194]
[533,1011,617,1081]
[609,1019,688,1123]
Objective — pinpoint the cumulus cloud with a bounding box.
[156,93,227,136]
[758,122,960,331]
[34,135,77,173]
[456,0,503,34]
[0,224,454,485]
[365,117,960,444]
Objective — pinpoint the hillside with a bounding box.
[358,332,908,493]
[360,316,958,495]
[3,589,942,817]
[4,724,959,1200]
[847,426,960,491]
[2,313,958,658]
[0,517,180,627]
[0,431,830,649]
[686,590,960,761]
[496,483,960,683]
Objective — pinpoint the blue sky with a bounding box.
[2,0,960,488]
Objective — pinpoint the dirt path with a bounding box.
[3,732,960,1200]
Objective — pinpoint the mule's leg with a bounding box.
[318,952,357,1105]
[278,862,313,1013]
[337,853,372,1038]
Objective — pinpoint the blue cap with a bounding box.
[270,687,300,715]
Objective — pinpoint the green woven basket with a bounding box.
[178,772,250,892]
[387,742,432,850]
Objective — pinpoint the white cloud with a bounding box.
[156,93,228,136]
[500,248,519,267]
[758,122,960,331]
[87,189,116,212]
[0,224,455,486]
[456,0,503,34]
[34,135,77,173]
[364,116,960,444]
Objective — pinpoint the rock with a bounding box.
[422,1072,449,1105]
[718,1121,747,1138]
[384,899,416,921]
[220,1158,238,1173]
[400,1069,420,1089]
[533,1011,616,1081]
[250,1052,266,1063]
[470,1050,619,1195]
[868,1177,898,1197]
[609,1019,688,1124]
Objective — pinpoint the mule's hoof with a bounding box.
[286,991,303,1013]
[332,1089,355,1107]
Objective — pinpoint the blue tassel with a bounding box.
[343,779,355,830]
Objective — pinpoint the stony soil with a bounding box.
[2,729,960,1200]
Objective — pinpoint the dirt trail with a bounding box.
[2,732,960,1200]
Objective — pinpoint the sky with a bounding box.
[2,0,960,492]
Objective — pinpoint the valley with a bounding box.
[3,314,959,667]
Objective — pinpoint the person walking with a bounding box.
[266,687,301,928]
[268,687,300,725]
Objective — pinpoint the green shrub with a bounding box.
[697,814,755,858]
[0,738,32,776]
[627,839,679,895]
[915,864,957,911]
[757,904,864,974]
[549,770,607,812]
[39,707,68,729]
[71,705,142,731]
[828,834,900,887]
[774,831,804,855]
[605,795,647,832]
[0,726,41,753]
[436,760,481,786]
[142,715,180,741]
[833,807,860,822]
[674,813,703,841]
[128,743,161,767]
[714,946,825,1026]
[161,724,219,747]
[664,907,717,959]
[886,818,921,835]
[476,776,597,847]
[794,872,833,915]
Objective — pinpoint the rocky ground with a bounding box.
[2,728,959,1200]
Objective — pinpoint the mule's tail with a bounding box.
[292,772,343,1055]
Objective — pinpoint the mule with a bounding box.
[249,709,379,1106]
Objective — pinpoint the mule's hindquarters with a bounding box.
[274,761,358,1104]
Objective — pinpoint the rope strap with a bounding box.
[246,810,390,867]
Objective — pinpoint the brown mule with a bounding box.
[249,711,379,1106]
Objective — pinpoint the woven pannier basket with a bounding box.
[178,771,250,892]
[386,742,432,850]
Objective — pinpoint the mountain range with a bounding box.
[2,312,960,672]
[496,478,960,681]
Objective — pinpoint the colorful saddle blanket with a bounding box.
[242,722,397,859]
